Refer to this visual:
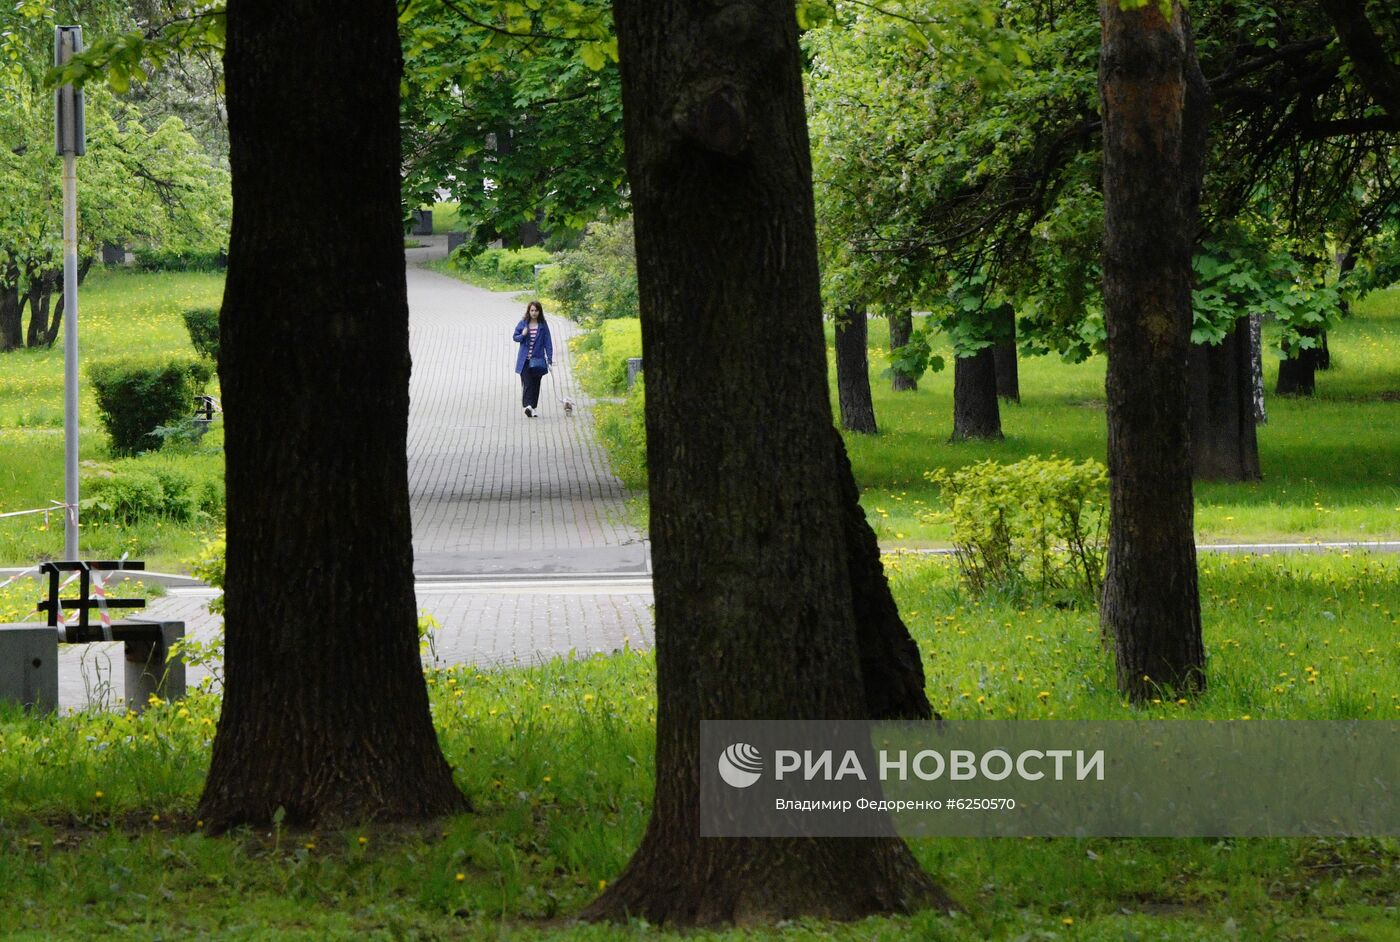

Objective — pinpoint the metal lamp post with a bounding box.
[54,26,85,561]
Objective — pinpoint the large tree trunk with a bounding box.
[1248,312,1266,425]
[887,309,917,391]
[586,0,946,925]
[1098,0,1207,701]
[198,0,466,831]
[992,305,1020,402]
[1187,317,1260,482]
[836,303,877,434]
[950,347,1002,441]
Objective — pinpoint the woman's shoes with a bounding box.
[524,406,536,418]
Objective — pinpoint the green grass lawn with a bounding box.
[0,553,1395,939]
[0,268,226,570]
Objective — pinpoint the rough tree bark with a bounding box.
[1187,317,1261,482]
[887,308,917,391]
[950,347,1002,441]
[197,0,467,830]
[1098,0,1207,701]
[585,0,947,925]
[836,303,877,434]
[991,305,1020,402]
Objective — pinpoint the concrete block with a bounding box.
[122,619,186,712]
[0,624,58,712]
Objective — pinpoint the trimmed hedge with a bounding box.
[88,358,213,456]
[132,248,225,272]
[182,307,220,365]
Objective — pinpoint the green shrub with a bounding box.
[88,358,214,456]
[596,376,648,491]
[926,455,1108,600]
[182,307,220,364]
[448,245,553,290]
[82,455,225,524]
[572,318,642,396]
[82,470,172,524]
[132,248,225,272]
[553,217,639,323]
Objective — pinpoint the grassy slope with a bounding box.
[0,269,226,570]
[0,553,1396,940]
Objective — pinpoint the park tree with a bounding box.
[835,303,878,433]
[397,0,624,248]
[1098,0,1208,700]
[196,0,466,829]
[0,2,229,352]
[584,0,945,925]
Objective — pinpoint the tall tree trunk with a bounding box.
[1248,312,1266,425]
[1276,327,1320,396]
[992,305,1020,402]
[25,269,58,349]
[586,0,947,925]
[0,281,22,353]
[1098,0,1207,701]
[1188,318,1260,482]
[836,303,877,434]
[198,0,466,831]
[887,308,917,391]
[950,347,1002,441]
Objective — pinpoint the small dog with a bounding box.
[561,396,576,416]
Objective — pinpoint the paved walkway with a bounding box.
[404,265,646,575]
[48,255,653,709]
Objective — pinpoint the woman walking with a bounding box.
[513,300,554,417]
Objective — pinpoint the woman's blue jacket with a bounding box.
[513,319,554,374]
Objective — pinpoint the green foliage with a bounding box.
[884,321,941,383]
[551,217,639,324]
[399,0,624,252]
[446,245,553,290]
[571,317,642,396]
[1192,233,1340,358]
[925,456,1108,600]
[82,454,225,525]
[595,375,647,491]
[87,357,213,456]
[181,307,220,364]
[0,4,231,353]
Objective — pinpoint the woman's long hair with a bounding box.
[524,300,547,325]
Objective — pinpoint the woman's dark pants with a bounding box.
[521,367,544,409]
